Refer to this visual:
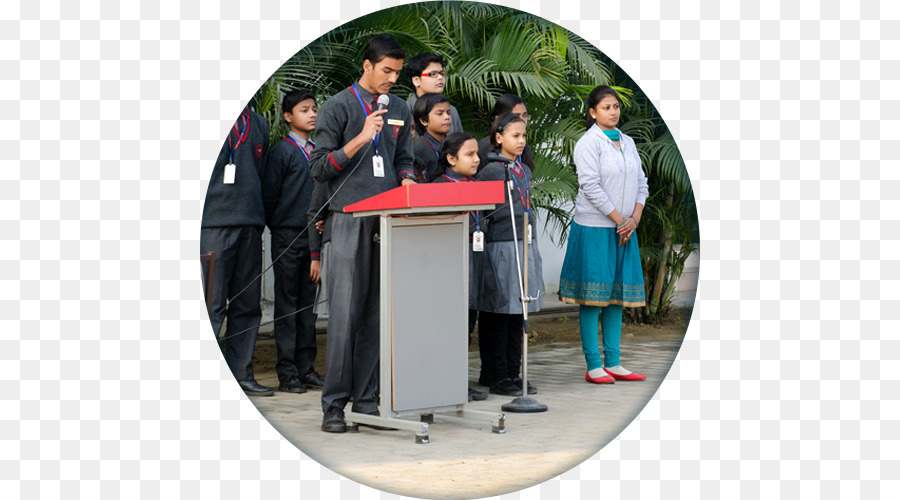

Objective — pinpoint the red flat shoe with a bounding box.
[585,371,615,384]
[604,368,646,381]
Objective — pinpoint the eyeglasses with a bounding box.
[517,113,531,121]
[420,70,448,78]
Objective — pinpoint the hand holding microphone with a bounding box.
[364,94,390,140]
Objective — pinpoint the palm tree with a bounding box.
[617,88,698,324]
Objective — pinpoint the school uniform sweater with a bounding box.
[476,156,535,242]
[411,131,443,181]
[262,132,315,254]
[308,82,416,212]
[201,108,269,228]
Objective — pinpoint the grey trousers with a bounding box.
[270,227,318,383]
[320,213,380,414]
[200,226,262,382]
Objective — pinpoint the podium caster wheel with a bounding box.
[347,424,359,433]
[420,414,434,424]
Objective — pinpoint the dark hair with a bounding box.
[488,113,526,149]
[281,89,315,116]
[363,35,406,65]
[437,132,476,173]
[585,85,621,130]
[413,93,450,136]
[492,94,525,120]
[407,53,445,88]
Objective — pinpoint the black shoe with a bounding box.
[299,371,325,389]
[489,378,522,396]
[278,376,307,394]
[468,387,488,401]
[321,407,346,433]
[512,377,538,395]
[238,380,274,397]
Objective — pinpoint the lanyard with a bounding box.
[228,108,250,164]
[442,174,480,231]
[510,160,530,217]
[422,133,441,158]
[283,136,312,162]
[350,82,380,154]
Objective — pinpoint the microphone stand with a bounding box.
[500,161,547,413]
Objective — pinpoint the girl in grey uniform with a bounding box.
[430,132,488,401]
[474,114,544,396]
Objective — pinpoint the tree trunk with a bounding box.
[646,184,675,323]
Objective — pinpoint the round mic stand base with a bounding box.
[502,396,548,413]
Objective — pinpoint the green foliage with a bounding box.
[621,96,698,324]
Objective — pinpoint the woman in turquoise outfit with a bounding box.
[559,85,649,384]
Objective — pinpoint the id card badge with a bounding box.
[372,155,385,177]
[224,163,236,184]
[472,231,484,252]
[527,223,533,244]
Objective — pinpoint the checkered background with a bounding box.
[2,0,897,498]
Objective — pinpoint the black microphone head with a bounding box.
[377,94,390,110]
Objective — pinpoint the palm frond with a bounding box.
[638,130,691,193]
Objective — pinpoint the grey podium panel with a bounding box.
[389,220,468,412]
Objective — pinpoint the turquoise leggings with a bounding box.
[579,304,622,370]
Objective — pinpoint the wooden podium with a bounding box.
[342,181,507,443]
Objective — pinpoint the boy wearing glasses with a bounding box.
[406,53,463,134]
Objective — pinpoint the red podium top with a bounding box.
[344,180,505,216]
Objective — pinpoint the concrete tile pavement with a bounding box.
[247,335,684,499]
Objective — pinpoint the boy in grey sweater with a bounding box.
[308,35,416,433]
[200,107,272,397]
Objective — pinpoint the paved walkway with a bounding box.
[247,335,683,499]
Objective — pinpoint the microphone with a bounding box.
[377,94,390,111]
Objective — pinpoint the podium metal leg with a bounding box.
[344,412,431,444]
[432,409,507,434]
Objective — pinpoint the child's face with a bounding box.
[496,121,527,158]
[415,62,446,94]
[284,98,317,133]
[423,102,452,136]
[448,138,480,177]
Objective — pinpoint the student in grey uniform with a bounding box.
[405,53,463,134]
[200,106,273,396]
[308,35,417,433]
[475,113,544,397]
[473,94,535,387]
[430,132,488,402]
[261,90,325,394]
[477,93,536,172]
[411,93,452,182]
